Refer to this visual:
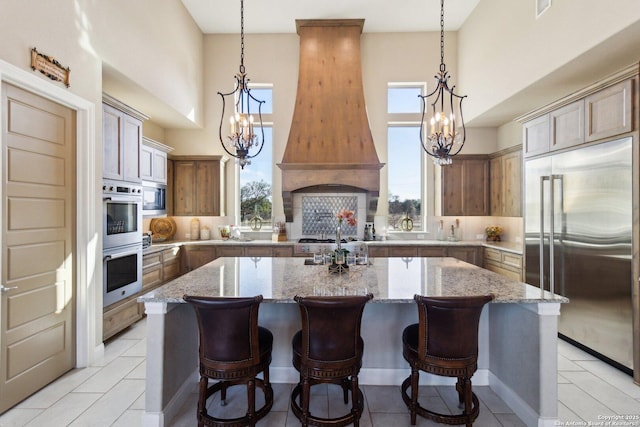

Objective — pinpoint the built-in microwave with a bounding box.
[142,181,167,216]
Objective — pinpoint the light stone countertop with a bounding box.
[144,239,523,255]
[138,256,564,304]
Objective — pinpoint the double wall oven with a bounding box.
[103,179,143,307]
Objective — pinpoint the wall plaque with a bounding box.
[30,47,70,87]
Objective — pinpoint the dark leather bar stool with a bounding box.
[401,294,494,427]
[184,295,274,427]
[291,294,373,427]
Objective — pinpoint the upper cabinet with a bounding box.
[171,156,228,216]
[437,156,490,216]
[490,148,522,217]
[141,137,173,184]
[102,95,148,183]
[521,69,636,158]
[585,79,633,142]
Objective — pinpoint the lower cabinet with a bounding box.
[483,247,523,281]
[103,296,143,341]
[369,245,481,267]
[183,246,217,272]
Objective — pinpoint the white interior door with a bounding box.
[0,82,76,413]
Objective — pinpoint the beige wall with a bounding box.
[459,0,640,127]
[167,31,481,219]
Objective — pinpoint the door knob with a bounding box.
[1,286,18,293]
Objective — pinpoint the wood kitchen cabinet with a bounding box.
[102,95,147,182]
[522,114,549,158]
[368,244,481,266]
[483,247,522,281]
[490,147,522,217]
[182,245,217,272]
[172,156,228,216]
[437,156,490,216]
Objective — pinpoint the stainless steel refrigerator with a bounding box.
[525,137,633,371]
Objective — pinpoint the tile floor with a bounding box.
[1,317,639,426]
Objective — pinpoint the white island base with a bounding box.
[139,257,565,427]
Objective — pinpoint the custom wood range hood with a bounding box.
[278,19,384,222]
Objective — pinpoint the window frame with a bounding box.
[386,82,433,234]
[235,83,274,231]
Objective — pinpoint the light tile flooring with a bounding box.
[1,318,639,426]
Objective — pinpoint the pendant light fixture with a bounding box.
[217,0,265,169]
[419,0,467,165]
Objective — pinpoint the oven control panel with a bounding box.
[103,179,142,195]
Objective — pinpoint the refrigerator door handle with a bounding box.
[540,176,550,294]
[549,174,564,297]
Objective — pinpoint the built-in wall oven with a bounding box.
[103,179,143,307]
[103,242,143,307]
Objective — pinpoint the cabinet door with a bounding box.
[102,104,123,180]
[585,78,633,142]
[166,159,174,216]
[447,247,480,266]
[153,150,167,184]
[122,114,142,183]
[173,161,196,215]
[196,161,221,215]
[502,151,522,217]
[550,100,584,152]
[523,115,549,158]
[185,246,216,271]
[140,145,154,181]
[489,157,502,216]
[441,159,489,216]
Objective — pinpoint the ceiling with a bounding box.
[180,0,481,34]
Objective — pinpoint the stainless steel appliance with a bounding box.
[142,181,167,217]
[524,137,633,372]
[103,242,143,307]
[103,179,143,248]
[103,179,143,306]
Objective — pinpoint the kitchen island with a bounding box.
[139,256,566,427]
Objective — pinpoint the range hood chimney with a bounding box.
[278,19,384,222]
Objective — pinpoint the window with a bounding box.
[387,84,425,231]
[239,85,273,229]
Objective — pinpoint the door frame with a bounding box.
[0,59,99,367]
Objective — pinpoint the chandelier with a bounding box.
[217,0,265,169]
[419,0,467,165]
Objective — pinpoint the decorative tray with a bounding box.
[150,217,177,242]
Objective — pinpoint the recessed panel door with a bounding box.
[0,83,76,412]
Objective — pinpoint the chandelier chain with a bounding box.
[239,0,245,74]
[439,0,445,72]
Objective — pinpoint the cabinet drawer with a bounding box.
[273,246,294,257]
[217,246,244,257]
[484,261,522,281]
[143,252,162,267]
[103,297,143,340]
[389,246,418,257]
[502,252,522,269]
[367,247,388,257]
[483,248,501,262]
[245,246,273,257]
[417,247,447,257]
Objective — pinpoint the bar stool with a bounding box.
[401,294,494,426]
[184,295,274,427]
[291,294,373,427]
